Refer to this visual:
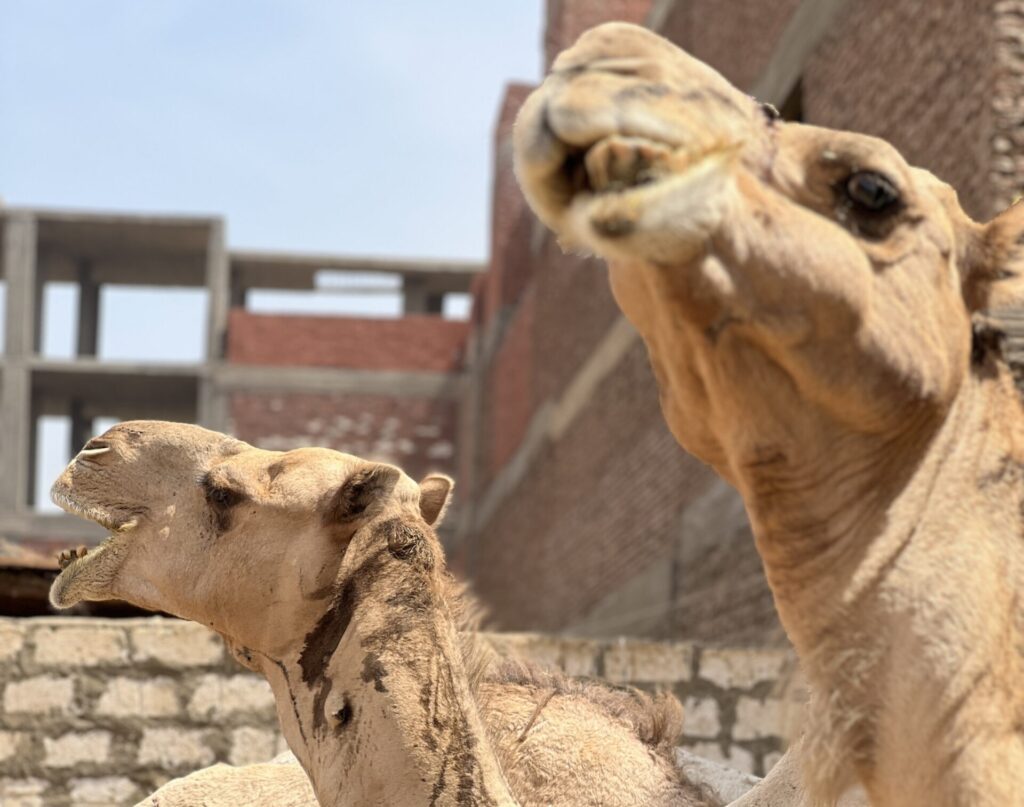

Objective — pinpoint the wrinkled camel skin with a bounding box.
[50,421,717,807]
[514,22,1024,807]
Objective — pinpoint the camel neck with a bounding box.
[750,372,1024,805]
[263,523,519,807]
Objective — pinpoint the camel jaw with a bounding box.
[48,484,138,608]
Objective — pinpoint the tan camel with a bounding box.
[49,421,717,807]
[139,748,775,807]
[514,21,1024,807]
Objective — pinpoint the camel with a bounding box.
[138,749,776,807]
[514,21,1024,807]
[48,421,723,807]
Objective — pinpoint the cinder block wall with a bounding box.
[0,617,798,806]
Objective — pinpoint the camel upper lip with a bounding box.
[50,485,138,535]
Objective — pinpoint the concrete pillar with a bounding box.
[32,270,44,356]
[229,276,248,309]
[205,219,229,360]
[69,398,92,459]
[26,401,39,508]
[403,277,444,315]
[1,213,38,510]
[76,259,100,356]
[4,212,37,358]
[200,219,230,432]
[198,376,229,432]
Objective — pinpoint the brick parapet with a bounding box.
[1,617,797,805]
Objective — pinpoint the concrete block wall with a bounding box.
[0,617,798,806]
[0,618,283,807]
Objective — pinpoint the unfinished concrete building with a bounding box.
[0,208,477,611]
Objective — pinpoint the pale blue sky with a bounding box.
[0,1,543,506]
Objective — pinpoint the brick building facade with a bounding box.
[5,0,1016,647]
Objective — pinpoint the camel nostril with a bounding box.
[78,439,112,460]
[562,149,593,197]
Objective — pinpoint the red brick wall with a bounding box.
[489,289,535,472]
[545,0,654,68]
[803,0,995,221]
[227,310,468,372]
[484,85,537,327]
[465,338,775,640]
[229,391,457,487]
[657,0,802,91]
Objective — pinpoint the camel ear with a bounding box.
[967,203,1024,367]
[329,465,400,523]
[968,202,1024,313]
[419,475,453,526]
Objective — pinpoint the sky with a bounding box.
[0,1,543,507]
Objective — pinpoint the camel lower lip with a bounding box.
[54,535,113,575]
[577,149,735,241]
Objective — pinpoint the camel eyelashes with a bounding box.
[200,475,245,509]
[208,487,242,508]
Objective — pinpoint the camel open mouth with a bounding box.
[560,134,738,241]
[567,135,737,198]
[48,484,138,608]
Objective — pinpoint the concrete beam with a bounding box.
[230,250,482,295]
[29,359,200,421]
[212,363,462,400]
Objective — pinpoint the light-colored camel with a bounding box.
[139,748,772,807]
[49,421,718,807]
[514,21,1024,807]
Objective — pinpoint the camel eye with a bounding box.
[845,171,900,213]
[207,486,242,508]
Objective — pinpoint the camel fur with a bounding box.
[514,22,1024,807]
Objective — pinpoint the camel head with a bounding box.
[49,420,453,663]
[515,23,1024,485]
[49,421,529,807]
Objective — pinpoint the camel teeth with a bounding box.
[78,447,111,458]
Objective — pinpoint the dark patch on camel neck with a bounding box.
[361,650,389,693]
[297,518,495,804]
[298,547,391,738]
[257,653,308,747]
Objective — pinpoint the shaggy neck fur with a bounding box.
[748,365,1024,806]
[259,518,518,807]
